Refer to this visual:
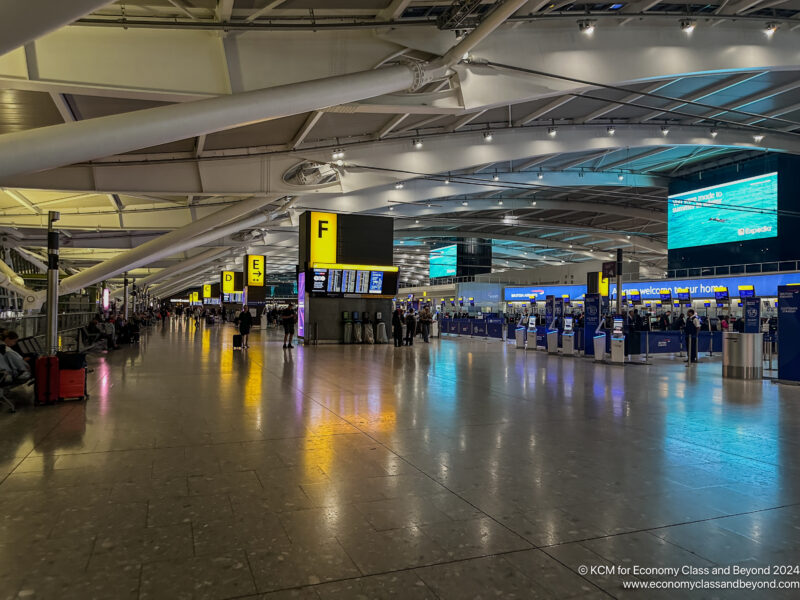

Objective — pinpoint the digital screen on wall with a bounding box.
[429,244,457,278]
[668,172,778,250]
[714,289,729,300]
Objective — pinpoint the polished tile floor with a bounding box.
[2,320,800,599]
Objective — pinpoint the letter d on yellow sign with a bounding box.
[310,212,337,265]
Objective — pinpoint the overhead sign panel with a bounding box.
[309,212,337,265]
[221,271,243,294]
[202,284,212,298]
[245,255,265,287]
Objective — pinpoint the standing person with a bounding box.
[419,305,433,343]
[238,306,253,348]
[281,302,297,349]
[391,308,404,348]
[685,309,701,363]
[404,308,416,346]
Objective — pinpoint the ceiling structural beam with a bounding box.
[138,247,232,289]
[600,147,674,170]
[4,190,42,214]
[554,150,611,170]
[579,81,672,123]
[638,72,762,122]
[377,114,409,140]
[395,114,449,133]
[448,110,487,132]
[167,0,199,20]
[688,80,800,124]
[376,0,413,21]
[12,247,48,273]
[291,111,324,148]
[618,0,662,25]
[514,154,558,172]
[195,135,207,157]
[49,93,77,123]
[0,0,115,57]
[215,0,235,22]
[513,97,572,126]
[245,0,289,23]
[746,101,800,126]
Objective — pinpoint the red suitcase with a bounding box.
[35,356,60,405]
[59,369,87,400]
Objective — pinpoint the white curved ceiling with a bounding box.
[0,0,798,291]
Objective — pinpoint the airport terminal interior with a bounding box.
[3,0,800,598]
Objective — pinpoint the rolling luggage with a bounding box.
[59,369,87,400]
[34,356,59,405]
[233,334,243,349]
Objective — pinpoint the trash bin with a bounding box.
[593,333,606,361]
[722,332,762,379]
[515,327,526,349]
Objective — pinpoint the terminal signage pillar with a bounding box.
[778,286,800,382]
[545,295,554,327]
[553,297,563,325]
[584,293,601,355]
[743,296,761,334]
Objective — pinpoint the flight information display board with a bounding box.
[308,268,397,296]
[429,245,457,278]
[668,172,778,250]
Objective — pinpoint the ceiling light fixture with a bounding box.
[483,132,493,142]
[680,19,696,34]
[618,174,624,181]
[498,199,504,205]
[661,125,670,135]
[765,22,778,36]
[710,127,718,138]
[413,139,423,149]
[537,171,544,180]
[578,19,596,34]
[462,200,469,206]
[444,177,450,184]
[607,125,616,136]
[532,200,537,206]
[388,206,394,211]
[493,173,500,181]
[395,182,404,189]
[753,133,765,143]
[547,127,558,138]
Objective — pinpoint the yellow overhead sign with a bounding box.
[222,271,236,294]
[310,212,337,265]
[202,284,211,299]
[191,291,199,303]
[312,262,398,272]
[246,255,265,287]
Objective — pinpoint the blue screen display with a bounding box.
[368,271,384,294]
[430,245,457,278]
[668,172,778,250]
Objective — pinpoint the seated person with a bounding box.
[88,319,118,350]
[2,331,36,365]
[0,343,30,385]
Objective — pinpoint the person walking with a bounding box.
[419,305,433,343]
[404,308,416,346]
[391,308,404,348]
[281,302,297,349]
[685,309,701,363]
[238,306,253,348]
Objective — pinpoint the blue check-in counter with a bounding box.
[609,330,723,354]
[441,318,506,339]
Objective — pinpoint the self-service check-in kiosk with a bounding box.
[527,316,537,351]
[609,316,625,364]
[561,317,575,356]
[547,328,559,354]
[515,316,527,349]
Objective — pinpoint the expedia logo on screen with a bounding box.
[738,226,772,236]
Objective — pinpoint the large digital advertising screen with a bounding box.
[668,172,778,250]
[429,244,457,278]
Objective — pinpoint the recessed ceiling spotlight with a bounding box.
[483,132,493,142]
[765,22,778,36]
[547,127,558,137]
[395,182,404,189]
[413,139,423,149]
[710,127,718,138]
[753,133,765,143]
[680,19,696,34]
[578,19,596,34]
[607,125,616,136]
[661,125,670,135]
